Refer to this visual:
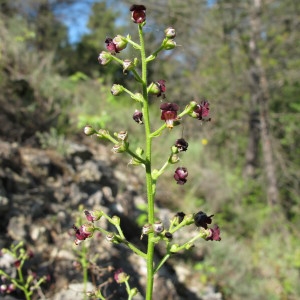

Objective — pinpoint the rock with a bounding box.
[52,282,94,300]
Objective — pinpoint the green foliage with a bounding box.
[36,127,70,156]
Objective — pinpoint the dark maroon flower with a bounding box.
[165,232,173,239]
[14,260,21,269]
[175,138,189,152]
[160,102,179,128]
[193,211,214,229]
[155,79,166,97]
[206,225,221,241]
[7,283,16,293]
[174,167,188,185]
[193,100,210,120]
[130,4,146,23]
[133,110,143,124]
[72,224,93,245]
[27,250,34,259]
[175,212,186,223]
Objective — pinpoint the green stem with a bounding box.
[80,244,88,300]
[138,23,155,300]
[126,38,141,50]
[154,253,171,274]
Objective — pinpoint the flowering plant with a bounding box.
[78,4,220,299]
[0,242,48,300]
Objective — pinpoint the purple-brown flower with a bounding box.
[133,110,143,124]
[193,211,214,229]
[174,167,188,185]
[105,37,127,54]
[175,138,189,152]
[105,37,118,53]
[130,4,146,23]
[155,79,166,97]
[193,100,210,120]
[84,210,102,222]
[14,260,21,269]
[175,212,186,223]
[160,102,179,128]
[206,225,221,241]
[72,224,93,245]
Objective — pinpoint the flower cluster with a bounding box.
[79,4,220,299]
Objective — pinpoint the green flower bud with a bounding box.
[163,39,176,50]
[83,125,96,136]
[111,216,120,226]
[116,130,128,141]
[170,244,180,253]
[106,233,119,244]
[112,142,128,153]
[96,129,110,139]
[113,35,128,51]
[123,59,135,74]
[98,51,112,65]
[132,93,144,102]
[147,82,161,95]
[169,154,180,164]
[171,145,179,154]
[111,84,124,96]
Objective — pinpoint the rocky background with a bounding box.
[0,137,222,300]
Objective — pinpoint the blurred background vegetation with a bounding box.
[0,0,299,299]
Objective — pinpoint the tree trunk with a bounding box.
[246,0,280,206]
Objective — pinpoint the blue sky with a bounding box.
[58,0,217,44]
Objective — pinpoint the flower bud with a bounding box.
[116,130,128,141]
[148,80,166,97]
[170,244,180,253]
[123,59,135,74]
[98,51,112,65]
[164,232,173,240]
[111,216,121,226]
[96,129,109,139]
[165,27,176,38]
[132,93,144,102]
[106,233,119,243]
[169,154,180,164]
[153,221,164,234]
[112,142,128,153]
[140,223,153,239]
[163,39,176,50]
[84,125,96,136]
[113,35,128,52]
[114,268,129,283]
[84,210,103,222]
[111,84,124,96]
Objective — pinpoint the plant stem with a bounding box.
[138,23,155,300]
